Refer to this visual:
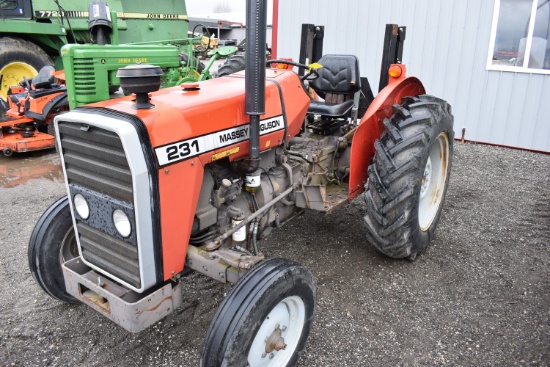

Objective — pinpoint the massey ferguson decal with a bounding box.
[155,116,283,166]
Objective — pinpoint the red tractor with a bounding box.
[28,1,454,365]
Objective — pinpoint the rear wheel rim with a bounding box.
[0,62,38,100]
[418,132,449,231]
[247,296,305,367]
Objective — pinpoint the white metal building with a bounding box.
[275,0,550,152]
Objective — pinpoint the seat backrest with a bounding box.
[32,65,55,89]
[310,54,361,96]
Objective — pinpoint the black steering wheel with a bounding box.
[192,24,211,53]
[266,59,320,81]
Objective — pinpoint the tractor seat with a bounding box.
[308,99,355,117]
[7,66,61,107]
[308,54,361,118]
[28,66,66,99]
[31,65,56,89]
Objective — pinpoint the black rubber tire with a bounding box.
[28,196,80,304]
[364,95,454,260]
[215,53,246,77]
[0,37,53,97]
[201,258,316,367]
[179,53,206,73]
[3,147,13,157]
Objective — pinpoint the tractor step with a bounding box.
[324,183,350,213]
[296,182,349,214]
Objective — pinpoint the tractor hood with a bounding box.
[74,69,309,167]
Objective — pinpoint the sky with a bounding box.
[186,0,273,22]
[186,0,247,16]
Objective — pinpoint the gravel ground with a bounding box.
[0,142,549,366]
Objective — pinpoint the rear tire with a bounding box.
[0,37,53,100]
[215,53,245,77]
[28,197,80,303]
[201,258,316,367]
[364,95,454,260]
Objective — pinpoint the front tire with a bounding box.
[28,196,80,303]
[364,95,454,260]
[201,258,316,367]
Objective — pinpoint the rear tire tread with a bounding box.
[364,94,454,259]
[215,53,246,78]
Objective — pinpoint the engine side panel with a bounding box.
[158,159,204,278]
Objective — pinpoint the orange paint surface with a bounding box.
[157,159,204,278]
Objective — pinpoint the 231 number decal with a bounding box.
[166,139,200,161]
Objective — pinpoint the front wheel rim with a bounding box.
[58,229,78,264]
[247,296,306,367]
[418,132,450,231]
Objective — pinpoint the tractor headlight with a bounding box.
[74,194,90,219]
[113,209,131,238]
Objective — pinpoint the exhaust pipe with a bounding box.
[242,0,267,173]
[88,1,113,45]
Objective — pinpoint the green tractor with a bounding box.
[0,0,189,100]
[1,0,239,109]
[60,10,237,108]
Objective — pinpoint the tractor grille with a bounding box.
[58,121,141,288]
[73,58,96,96]
[58,122,133,202]
[77,222,140,287]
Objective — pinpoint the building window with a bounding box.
[488,0,550,74]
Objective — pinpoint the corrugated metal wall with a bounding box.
[277,0,550,152]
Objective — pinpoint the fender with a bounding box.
[348,65,425,200]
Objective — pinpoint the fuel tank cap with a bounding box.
[181,82,200,91]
